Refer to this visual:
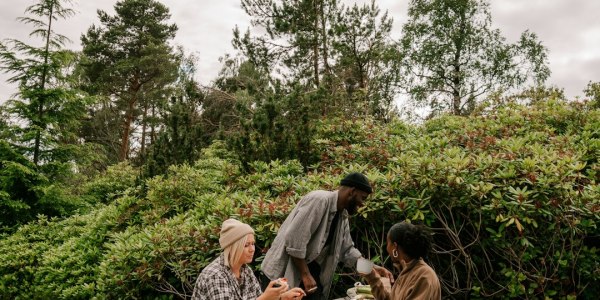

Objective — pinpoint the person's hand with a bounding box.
[373,265,394,283]
[301,273,318,295]
[280,287,306,300]
[260,279,288,300]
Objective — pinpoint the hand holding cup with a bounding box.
[356,257,374,275]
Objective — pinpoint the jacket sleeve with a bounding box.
[283,193,328,259]
[365,272,392,300]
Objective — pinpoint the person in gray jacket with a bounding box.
[260,172,393,300]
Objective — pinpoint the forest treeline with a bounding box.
[0,0,599,299]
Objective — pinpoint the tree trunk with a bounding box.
[452,6,467,116]
[313,0,320,88]
[33,123,42,166]
[150,103,156,145]
[33,3,55,165]
[119,94,137,161]
[320,0,330,76]
[452,61,461,115]
[140,101,148,163]
[452,86,461,115]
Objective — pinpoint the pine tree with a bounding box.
[0,0,90,167]
[331,1,401,120]
[144,54,206,177]
[80,0,179,162]
[0,0,92,229]
[233,0,399,119]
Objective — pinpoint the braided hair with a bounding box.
[388,221,432,260]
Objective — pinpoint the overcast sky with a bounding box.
[1,0,599,104]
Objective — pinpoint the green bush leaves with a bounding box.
[0,100,597,299]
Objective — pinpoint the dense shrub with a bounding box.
[0,100,597,299]
[0,140,91,233]
[0,205,120,299]
[0,140,48,231]
[82,161,139,203]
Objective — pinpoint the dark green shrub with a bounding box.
[82,161,138,203]
[0,100,597,299]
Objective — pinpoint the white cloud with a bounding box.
[1,0,598,103]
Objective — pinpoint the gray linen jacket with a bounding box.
[260,190,362,299]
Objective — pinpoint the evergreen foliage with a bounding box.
[331,1,401,120]
[143,90,205,178]
[0,0,92,168]
[142,52,207,178]
[233,0,400,120]
[80,0,179,163]
[0,0,95,231]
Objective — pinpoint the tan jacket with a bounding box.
[366,259,441,300]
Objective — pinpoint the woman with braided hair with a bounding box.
[359,221,441,300]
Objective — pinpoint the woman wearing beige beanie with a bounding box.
[192,218,306,300]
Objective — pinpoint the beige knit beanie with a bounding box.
[219,218,254,249]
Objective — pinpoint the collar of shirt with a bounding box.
[331,190,351,220]
[329,190,340,214]
[215,255,255,298]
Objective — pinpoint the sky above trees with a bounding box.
[0,0,598,103]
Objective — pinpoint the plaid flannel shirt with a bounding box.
[192,255,262,300]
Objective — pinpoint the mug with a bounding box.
[356,257,374,274]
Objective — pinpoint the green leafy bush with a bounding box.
[0,205,119,299]
[0,140,91,233]
[82,161,139,203]
[0,100,597,299]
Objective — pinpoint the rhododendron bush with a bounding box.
[1,100,598,299]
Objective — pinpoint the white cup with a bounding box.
[356,257,374,274]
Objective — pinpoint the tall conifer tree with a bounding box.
[81,0,179,162]
[0,0,89,167]
[0,0,91,229]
